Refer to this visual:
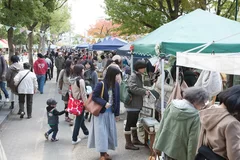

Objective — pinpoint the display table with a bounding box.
[141,117,159,153]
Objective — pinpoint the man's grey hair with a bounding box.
[183,86,209,106]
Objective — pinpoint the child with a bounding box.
[44,98,65,142]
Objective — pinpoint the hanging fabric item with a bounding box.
[194,71,222,97]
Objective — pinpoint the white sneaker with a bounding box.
[72,138,81,145]
[82,135,88,139]
[5,98,9,102]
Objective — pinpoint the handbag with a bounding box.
[67,86,84,116]
[15,71,30,94]
[195,130,226,160]
[85,81,104,116]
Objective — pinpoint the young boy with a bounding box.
[44,98,65,142]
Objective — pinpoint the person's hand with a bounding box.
[145,90,150,96]
[115,116,120,122]
[105,103,111,109]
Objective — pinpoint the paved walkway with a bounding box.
[0,76,150,160]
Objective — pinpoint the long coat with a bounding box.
[125,71,146,110]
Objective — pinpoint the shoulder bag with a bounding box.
[85,81,104,116]
[195,130,226,160]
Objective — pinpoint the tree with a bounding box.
[104,0,237,34]
[87,19,121,38]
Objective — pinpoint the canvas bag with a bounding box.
[167,80,188,105]
[85,81,104,116]
[120,80,132,105]
[67,79,84,116]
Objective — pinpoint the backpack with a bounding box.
[120,80,132,105]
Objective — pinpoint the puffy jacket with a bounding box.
[33,58,48,75]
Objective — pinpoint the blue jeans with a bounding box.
[72,110,89,141]
[36,75,45,94]
[0,81,9,99]
[47,124,58,139]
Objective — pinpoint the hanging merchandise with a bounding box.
[194,71,223,97]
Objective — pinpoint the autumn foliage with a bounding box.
[87,19,121,38]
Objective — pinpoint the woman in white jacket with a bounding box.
[14,62,38,119]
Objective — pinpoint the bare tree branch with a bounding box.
[55,0,67,10]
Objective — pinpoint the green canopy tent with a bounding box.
[133,9,240,56]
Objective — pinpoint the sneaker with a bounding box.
[5,98,9,102]
[72,138,81,145]
[20,112,25,119]
[65,117,72,122]
[44,133,49,140]
[51,138,59,142]
[82,134,88,139]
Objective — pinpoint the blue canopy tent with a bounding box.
[76,44,92,50]
[92,37,127,51]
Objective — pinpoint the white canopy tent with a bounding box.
[177,52,240,75]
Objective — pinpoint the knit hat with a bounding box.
[134,60,146,71]
[46,98,57,106]
[37,53,43,58]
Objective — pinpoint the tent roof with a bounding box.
[133,9,240,56]
[92,36,128,51]
[76,43,92,50]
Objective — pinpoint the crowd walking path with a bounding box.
[0,76,150,160]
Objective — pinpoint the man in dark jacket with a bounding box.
[124,60,150,150]
[55,52,65,82]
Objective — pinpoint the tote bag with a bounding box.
[85,82,104,116]
[67,86,84,116]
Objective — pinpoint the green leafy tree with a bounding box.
[104,0,237,34]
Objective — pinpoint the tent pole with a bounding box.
[131,52,133,74]
[182,42,211,54]
[176,67,179,83]
[161,58,165,118]
[196,41,214,53]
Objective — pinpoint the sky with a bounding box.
[68,0,106,35]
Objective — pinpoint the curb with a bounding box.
[0,105,12,128]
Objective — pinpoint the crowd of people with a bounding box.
[0,47,240,160]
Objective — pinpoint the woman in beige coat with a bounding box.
[197,85,240,160]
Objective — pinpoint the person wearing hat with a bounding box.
[124,59,150,150]
[44,98,66,142]
[33,53,48,94]
[14,62,38,119]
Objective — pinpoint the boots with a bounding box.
[132,128,144,145]
[124,131,139,150]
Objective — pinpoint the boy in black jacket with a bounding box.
[44,98,65,142]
